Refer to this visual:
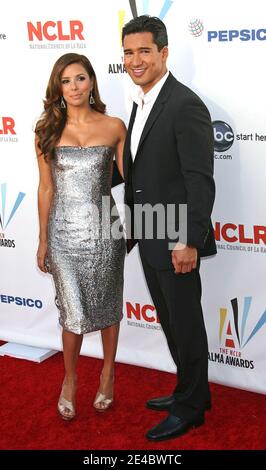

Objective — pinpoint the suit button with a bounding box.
[135,189,142,193]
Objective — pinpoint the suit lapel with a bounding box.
[124,101,137,182]
[134,73,176,161]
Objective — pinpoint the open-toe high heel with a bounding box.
[57,381,76,420]
[58,395,76,420]
[93,392,113,412]
[93,373,114,412]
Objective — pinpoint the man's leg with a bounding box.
[140,251,210,419]
[140,251,180,374]
[156,266,210,419]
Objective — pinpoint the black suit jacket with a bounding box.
[123,72,216,270]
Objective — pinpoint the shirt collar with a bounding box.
[132,71,169,107]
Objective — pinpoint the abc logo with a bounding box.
[212,120,234,152]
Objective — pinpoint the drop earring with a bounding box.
[89,91,95,105]
[60,97,66,109]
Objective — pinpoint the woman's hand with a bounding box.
[37,240,48,273]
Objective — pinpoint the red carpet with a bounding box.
[0,350,265,450]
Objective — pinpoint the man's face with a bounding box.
[123,32,168,93]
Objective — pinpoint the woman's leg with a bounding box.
[94,323,120,410]
[101,322,120,379]
[58,330,83,418]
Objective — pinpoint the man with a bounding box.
[122,15,216,441]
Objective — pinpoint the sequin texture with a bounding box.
[47,146,125,334]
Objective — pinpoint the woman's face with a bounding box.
[60,62,92,107]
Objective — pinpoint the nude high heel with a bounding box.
[57,381,76,420]
[93,373,114,412]
[58,395,76,420]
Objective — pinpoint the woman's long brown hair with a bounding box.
[35,53,106,160]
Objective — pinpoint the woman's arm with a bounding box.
[35,136,54,272]
[114,118,127,179]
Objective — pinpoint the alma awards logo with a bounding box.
[209,296,266,370]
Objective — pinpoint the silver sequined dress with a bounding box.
[47,145,125,334]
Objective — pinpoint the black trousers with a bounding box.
[139,249,211,420]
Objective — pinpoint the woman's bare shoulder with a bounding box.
[103,115,126,131]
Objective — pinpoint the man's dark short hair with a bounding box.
[122,15,168,51]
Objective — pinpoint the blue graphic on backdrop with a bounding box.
[128,0,174,19]
[0,183,26,230]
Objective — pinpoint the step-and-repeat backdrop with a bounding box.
[1,0,265,394]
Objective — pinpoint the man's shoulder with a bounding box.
[166,73,209,112]
[168,74,202,101]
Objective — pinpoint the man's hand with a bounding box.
[171,243,197,274]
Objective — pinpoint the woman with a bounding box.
[35,53,126,420]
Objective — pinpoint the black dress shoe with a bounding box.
[146,413,204,442]
[146,394,211,411]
